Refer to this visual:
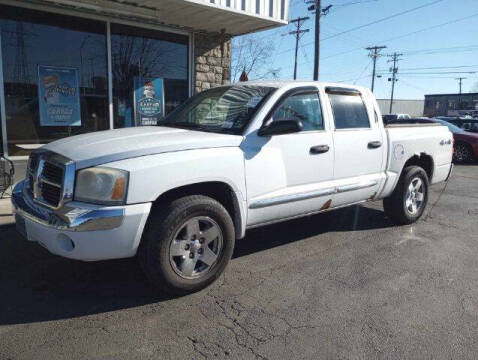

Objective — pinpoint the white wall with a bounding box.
[377,99,424,117]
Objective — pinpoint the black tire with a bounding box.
[383,166,429,225]
[453,142,474,163]
[138,195,235,295]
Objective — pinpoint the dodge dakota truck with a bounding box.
[12,81,454,294]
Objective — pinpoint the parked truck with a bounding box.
[12,81,454,294]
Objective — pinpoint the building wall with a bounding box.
[377,99,424,117]
[194,32,231,93]
[424,93,478,117]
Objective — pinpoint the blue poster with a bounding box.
[38,65,81,127]
[134,77,164,126]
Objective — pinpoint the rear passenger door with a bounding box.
[326,87,385,206]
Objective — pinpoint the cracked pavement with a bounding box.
[1,165,478,359]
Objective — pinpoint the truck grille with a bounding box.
[26,152,68,209]
[40,181,62,207]
[42,161,64,184]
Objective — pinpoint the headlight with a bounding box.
[74,167,129,205]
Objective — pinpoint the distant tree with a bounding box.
[231,35,279,82]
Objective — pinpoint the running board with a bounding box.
[249,180,378,209]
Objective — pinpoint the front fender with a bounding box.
[104,147,248,237]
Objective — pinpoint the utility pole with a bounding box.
[307,1,332,80]
[387,52,402,114]
[456,77,466,109]
[366,45,387,93]
[288,16,310,80]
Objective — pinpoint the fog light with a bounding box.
[56,234,75,252]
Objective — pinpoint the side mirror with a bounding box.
[258,120,303,136]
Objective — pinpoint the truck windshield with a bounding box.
[159,86,274,134]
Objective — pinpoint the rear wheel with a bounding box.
[138,195,235,295]
[453,142,474,163]
[383,166,429,225]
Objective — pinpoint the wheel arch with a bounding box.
[401,153,434,181]
[151,181,246,239]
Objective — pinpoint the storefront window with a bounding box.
[111,24,189,128]
[0,5,108,156]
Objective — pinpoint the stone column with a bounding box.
[194,32,231,93]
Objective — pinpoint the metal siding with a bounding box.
[377,99,425,117]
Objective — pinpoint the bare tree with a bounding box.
[231,35,279,82]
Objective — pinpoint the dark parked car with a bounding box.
[384,117,433,125]
[432,119,478,163]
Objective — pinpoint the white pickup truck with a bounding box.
[12,81,453,294]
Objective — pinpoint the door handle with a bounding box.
[310,145,330,154]
[368,141,382,149]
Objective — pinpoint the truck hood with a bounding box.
[42,126,244,169]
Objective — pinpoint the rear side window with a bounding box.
[329,93,370,129]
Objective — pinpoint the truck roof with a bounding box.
[230,80,369,93]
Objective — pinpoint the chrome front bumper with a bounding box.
[12,180,124,232]
[11,180,152,261]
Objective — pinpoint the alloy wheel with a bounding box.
[405,177,425,215]
[454,143,470,162]
[169,216,223,279]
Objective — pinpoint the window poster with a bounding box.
[134,77,164,126]
[37,65,81,127]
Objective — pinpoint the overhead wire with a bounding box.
[315,14,478,62]
[274,0,446,56]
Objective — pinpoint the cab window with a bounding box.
[329,93,370,129]
[272,93,324,131]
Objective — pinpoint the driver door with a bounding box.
[243,87,335,227]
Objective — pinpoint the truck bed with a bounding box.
[378,123,453,200]
[385,122,442,128]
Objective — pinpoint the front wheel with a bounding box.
[383,166,429,225]
[138,195,235,295]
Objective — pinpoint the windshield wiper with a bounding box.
[159,121,204,129]
[159,121,238,134]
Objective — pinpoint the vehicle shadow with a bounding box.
[0,204,392,325]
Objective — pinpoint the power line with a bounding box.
[398,78,428,93]
[321,0,444,42]
[354,59,373,84]
[380,12,478,44]
[302,13,478,61]
[403,44,478,55]
[398,75,478,79]
[378,71,477,75]
[275,0,453,57]
[333,0,380,7]
[384,64,478,71]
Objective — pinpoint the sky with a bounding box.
[233,0,478,100]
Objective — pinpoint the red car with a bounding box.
[432,119,478,163]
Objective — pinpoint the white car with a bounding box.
[12,81,454,294]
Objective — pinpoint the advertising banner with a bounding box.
[38,65,81,127]
[134,77,164,126]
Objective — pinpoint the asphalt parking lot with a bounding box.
[1,164,478,360]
